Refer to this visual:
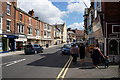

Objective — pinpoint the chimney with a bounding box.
[28,9,34,16]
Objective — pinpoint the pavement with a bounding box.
[0,43,64,57]
[66,56,120,79]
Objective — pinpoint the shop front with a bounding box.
[1,34,18,53]
[41,38,53,47]
[15,35,27,50]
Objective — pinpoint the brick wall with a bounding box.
[2,2,15,35]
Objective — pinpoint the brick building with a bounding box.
[0,1,57,53]
[84,0,120,62]
[0,2,17,52]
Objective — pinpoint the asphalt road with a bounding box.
[2,45,70,79]
[1,44,119,80]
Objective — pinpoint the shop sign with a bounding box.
[36,36,41,39]
[27,36,36,39]
[15,38,27,42]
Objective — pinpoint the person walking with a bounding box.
[79,43,86,65]
[91,44,105,68]
[70,44,79,64]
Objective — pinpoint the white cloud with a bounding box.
[67,0,90,13]
[67,22,84,30]
[17,0,67,24]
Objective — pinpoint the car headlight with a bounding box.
[62,48,66,51]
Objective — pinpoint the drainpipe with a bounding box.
[12,2,16,51]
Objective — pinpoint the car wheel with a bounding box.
[62,52,64,55]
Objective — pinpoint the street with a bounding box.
[1,45,119,80]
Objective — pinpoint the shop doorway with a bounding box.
[109,39,118,55]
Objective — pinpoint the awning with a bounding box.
[1,34,18,39]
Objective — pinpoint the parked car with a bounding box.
[61,44,71,55]
[24,44,44,54]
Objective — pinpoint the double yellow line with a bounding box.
[56,56,73,80]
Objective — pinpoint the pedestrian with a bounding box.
[79,43,86,65]
[70,44,79,64]
[91,44,105,68]
[46,43,49,48]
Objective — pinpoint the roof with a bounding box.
[15,7,50,25]
[67,31,75,34]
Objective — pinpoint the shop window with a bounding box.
[112,25,120,33]
[6,20,11,31]
[7,3,11,15]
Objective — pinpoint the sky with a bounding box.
[17,0,91,30]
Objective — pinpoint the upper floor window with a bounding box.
[44,31,47,36]
[7,3,11,15]
[18,24,24,33]
[48,26,50,30]
[36,29,40,36]
[20,14,22,21]
[36,22,39,27]
[28,27,32,34]
[112,25,120,33]
[44,24,47,29]
[29,18,32,25]
[6,20,11,31]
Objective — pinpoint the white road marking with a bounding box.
[1,59,26,67]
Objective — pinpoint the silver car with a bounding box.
[24,44,44,54]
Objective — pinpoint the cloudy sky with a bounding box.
[17,0,90,30]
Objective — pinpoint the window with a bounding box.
[36,22,39,27]
[48,26,49,30]
[20,14,22,21]
[29,18,32,25]
[44,24,47,29]
[36,29,40,36]
[44,31,47,36]
[6,20,11,31]
[48,33,51,37]
[28,27,32,34]
[112,25,120,33]
[18,24,24,33]
[7,3,11,15]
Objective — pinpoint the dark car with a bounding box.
[24,44,44,54]
[61,44,71,55]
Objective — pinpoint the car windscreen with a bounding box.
[33,45,40,47]
[25,45,33,48]
[63,44,71,48]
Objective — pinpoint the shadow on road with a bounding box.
[27,50,70,68]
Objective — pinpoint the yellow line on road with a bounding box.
[56,56,72,80]
[61,57,72,79]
